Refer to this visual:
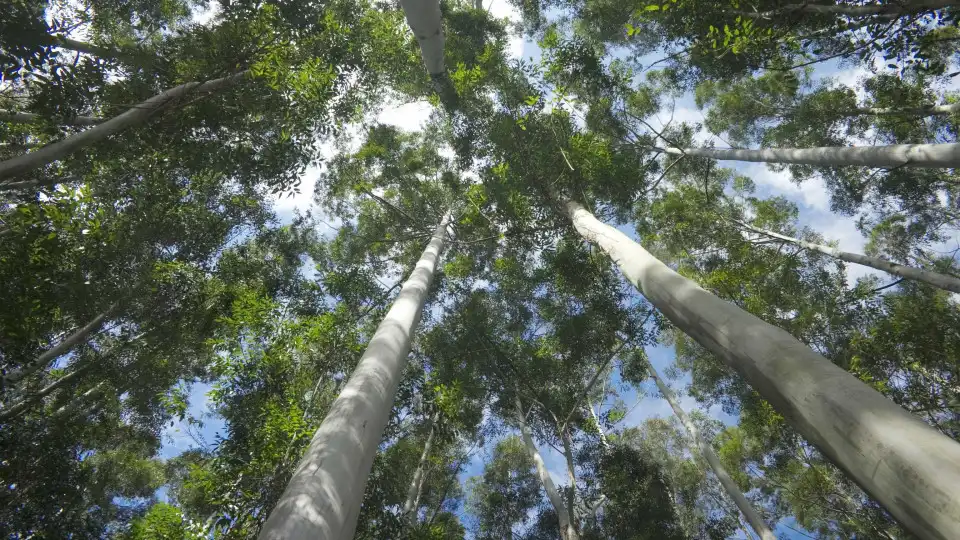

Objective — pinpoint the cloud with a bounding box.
[736,162,831,212]
[377,100,435,131]
[487,0,526,61]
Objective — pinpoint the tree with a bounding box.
[644,355,775,539]
[259,212,452,539]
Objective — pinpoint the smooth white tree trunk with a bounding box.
[34,34,131,61]
[0,364,92,421]
[0,109,103,126]
[663,142,960,168]
[563,199,960,540]
[587,402,610,450]
[2,304,118,387]
[0,71,248,181]
[856,103,960,117]
[398,0,446,75]
[646,359,776,540]
[402,411,440,518]
[739,221,960,294]
[739,0,959,18]
[258,212,452,540]
[515,395,579,540]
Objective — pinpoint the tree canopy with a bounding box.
[2,0,959,538]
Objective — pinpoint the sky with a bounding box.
[157,1,954,537]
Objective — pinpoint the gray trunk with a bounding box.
[0,365,92,421]
[0,71,248,181]
[0,109,103,126]
[587,402,610,450]
[515,395,579,540]
[258,212,452,540]
[402,411,440,518]
[646,359,776,539]
[3,304,118,387]
[664,142,960,168]
[739,221,960,294]
[738,0,959,17]
[398,0,446,75]
[855,103,960,117]
[564,199,960,540]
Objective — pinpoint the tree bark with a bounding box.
[398,0,446,75]
[258,211,452,540]
[0,71,249,181]
[402,410,440,519]
[662,142,960,168]
[32,34,130,61]
[0,364,91,421]
[587,402,610,450]
[738,221,960,294]
[560,427,580,538]
[563,198,960,540]
[0,109,103,126]
[853,103,960,117]
[646,358,776,540]
[515,395,579,540]
[737,0,960,18]
[2,304,119,388]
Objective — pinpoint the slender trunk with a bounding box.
[560,427,580,538]
[3,304,119,387]
[515,395,579,540]
[662,142,960,168]
[0,71,248,181]
[852,102,960,117]
[52,380,112,418]
[33,34,128,61]
[403,410,441,519]
[398,0,446,75]
[646,359,776,539]
[587,402,610,450]
[738,221,960,294]
[736,0,959,18]
[0,109,103,126]
[0,364,91,421]
[563,199,960,540]
[259,211,452,540]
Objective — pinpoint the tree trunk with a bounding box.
[662,142,960,168]
[0,71,248,181]
[563,198,960,540]
[402,410,440,519]
[737,0,960,18]
[515,395,579,540]
[2,304,119,388]
[646,358,776,540]
[560,427,580,538]
[398,0,446,75]
[33,34,131,61]
[51,380,114,418]
[587,402,610,450]
[0,109,103,126]
[853,103,960,117]
[0,364,92,421]
[258,211,452,540]
[738,221,960,294]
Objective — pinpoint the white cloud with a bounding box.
[736,162,831,212]
[487,0,525,61]
[272,165,319,223]
[377,100,435,131]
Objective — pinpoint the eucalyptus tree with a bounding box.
[456,51,960,535]
[0,0,413,188]
[644,356,775,539]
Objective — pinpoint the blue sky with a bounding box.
[159,2,959,537]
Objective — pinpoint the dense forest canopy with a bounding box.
[1,0,959,538]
